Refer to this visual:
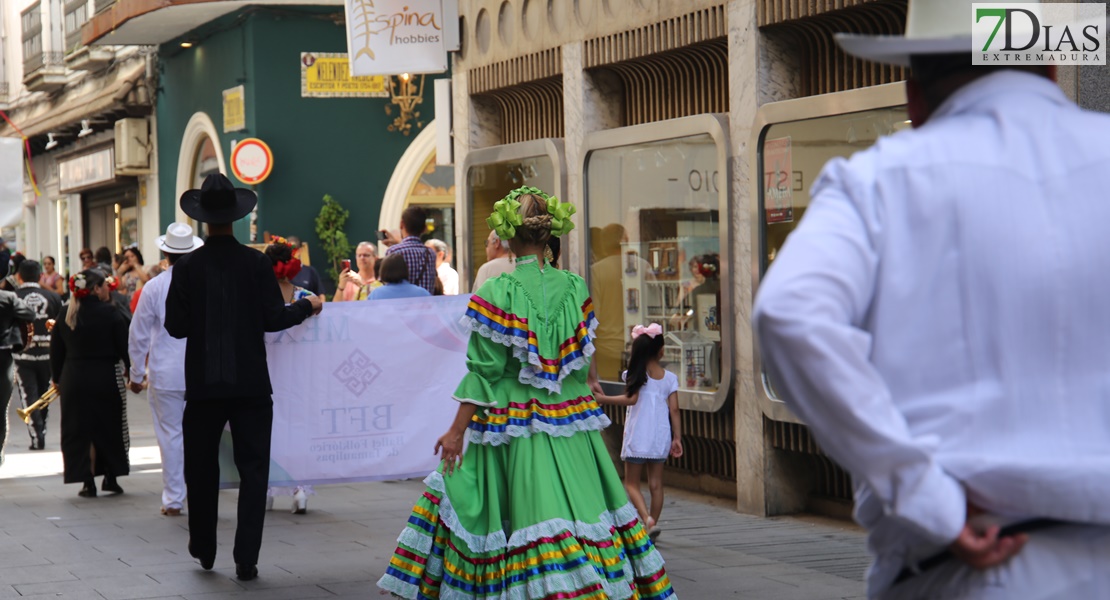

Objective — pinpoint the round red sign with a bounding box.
[231,138,273,185]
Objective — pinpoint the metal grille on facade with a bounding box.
[471,48,564,145]
[760,0,908,96]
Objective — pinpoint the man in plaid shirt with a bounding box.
[384,206,437,294]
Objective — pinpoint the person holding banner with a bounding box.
[377,187,676,599]
[262,236,317,514]
[166,174,323,581]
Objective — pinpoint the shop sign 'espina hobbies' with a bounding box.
[344,0,448,76]
[973,3,1105,65]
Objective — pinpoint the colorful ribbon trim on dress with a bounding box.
[469,396,608,436]
[380,481,675,600]
[464,296,598,383]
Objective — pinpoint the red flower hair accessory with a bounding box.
[273,258,302,280]
[69,274,91,299]
[268,235,302,280]
[105,275,120,291]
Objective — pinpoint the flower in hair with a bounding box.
[631,323,663,340]
[105,275,120,292]
[69,274,91,299]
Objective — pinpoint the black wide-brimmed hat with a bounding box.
[180,173,257,224]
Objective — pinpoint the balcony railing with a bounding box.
[24,51,65,75]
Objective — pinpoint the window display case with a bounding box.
[585,115,732,412]
[751,82,907,423]
[463,139,566,292]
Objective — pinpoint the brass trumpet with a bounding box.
[17,386,59,425]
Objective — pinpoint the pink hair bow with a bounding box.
[631,323,663,340]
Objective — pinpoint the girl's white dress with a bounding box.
[621,370,679,461]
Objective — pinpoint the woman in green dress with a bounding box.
[377,188,676,599]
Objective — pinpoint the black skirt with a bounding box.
[59,358,130,483]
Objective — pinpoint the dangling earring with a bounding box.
[544,246,554,264]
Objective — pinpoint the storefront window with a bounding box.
[466,155,556,279]
[758,105,908,398]
[586,134,723,395]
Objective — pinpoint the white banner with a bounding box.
[344,0,448,76]
[219,295,471,487]
[0,138,24,228]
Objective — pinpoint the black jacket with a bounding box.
[14,283,63,360]
[0,289,33,351]
[165,235,313,401]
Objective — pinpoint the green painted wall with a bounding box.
[156,8,441,286]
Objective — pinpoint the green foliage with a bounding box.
[314,194,353,287]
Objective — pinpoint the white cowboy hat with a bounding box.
[836,0,1042,67]
[156,222,204,254]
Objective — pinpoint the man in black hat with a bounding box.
[165,174,323,581]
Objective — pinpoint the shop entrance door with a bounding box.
[83,184,138,254]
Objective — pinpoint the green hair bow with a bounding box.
[487,194,524,240]
[545,195,576,237]
[487,186,577,241]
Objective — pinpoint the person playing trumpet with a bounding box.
[14,259,63,451]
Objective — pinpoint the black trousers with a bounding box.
[183,396,272,566]
[0,351,13,465]
[16,360,51,448]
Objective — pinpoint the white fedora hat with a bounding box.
[836,0,1042,67]
[156,222,204,254]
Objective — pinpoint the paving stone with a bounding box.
[1,387,870,599]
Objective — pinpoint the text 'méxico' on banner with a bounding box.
[344,0,448,77]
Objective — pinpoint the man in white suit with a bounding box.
[754,1,1110,598]
[128,223,204,516]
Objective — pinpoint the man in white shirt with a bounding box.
[128,223,204,517]
[426,239,459,295]
[473,230,514,290]
[754,1,1110,598]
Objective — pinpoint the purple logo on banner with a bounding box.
[333,349,382,396]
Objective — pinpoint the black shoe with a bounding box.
[235,564,258,581]
[28,443,43,451]
[101,477,123,494]
[78,478,97,498]
[188,541,215,571]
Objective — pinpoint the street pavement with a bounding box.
[1,389,869,599]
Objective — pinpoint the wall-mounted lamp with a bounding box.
[78,119,93,138]
[385,72,425,136]
[180,40,194,48]
[45,133,58,150]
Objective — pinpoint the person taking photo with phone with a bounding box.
[333,242,380,302]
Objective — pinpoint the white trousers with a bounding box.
[881,524,1110,600]
[148,388,186,510]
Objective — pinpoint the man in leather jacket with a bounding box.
[0,286,33,465]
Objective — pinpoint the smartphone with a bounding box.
[341,259,351,271]
[377,229,388,241]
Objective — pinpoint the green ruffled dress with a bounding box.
[377,256,676,600]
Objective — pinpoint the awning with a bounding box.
[83,0,342,46]
[0,61,148,140]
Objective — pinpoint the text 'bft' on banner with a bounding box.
[344,0,449,77]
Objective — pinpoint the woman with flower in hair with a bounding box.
[50,268,131,498]
[377,187,676,599]
[262,236,317,514]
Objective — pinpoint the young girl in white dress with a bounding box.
[591,323,684,537]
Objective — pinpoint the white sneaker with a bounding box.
[292,488,308,514]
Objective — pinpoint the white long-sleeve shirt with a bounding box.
[753,71,1110,596]
[128,267,186,391]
